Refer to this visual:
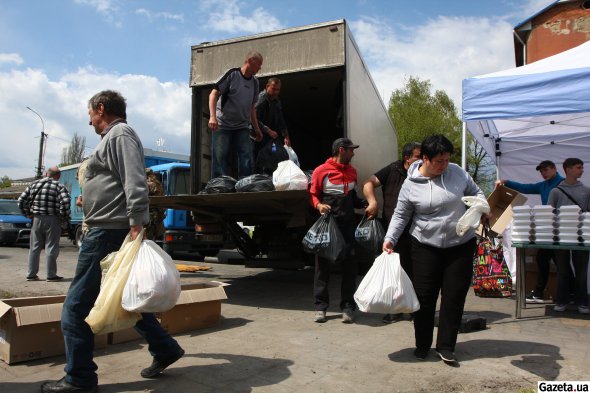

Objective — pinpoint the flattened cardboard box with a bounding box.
[156,282,228,335]
[480,185,528,236]
[0,295,107,365]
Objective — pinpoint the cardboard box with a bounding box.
[485,185,528,236]
[157,282,228,335]
[0,295,107,364]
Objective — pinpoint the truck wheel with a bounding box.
[75,226,83,248]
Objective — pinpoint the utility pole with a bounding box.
[26,106,47,179]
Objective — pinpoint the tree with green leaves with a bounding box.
[388,76,495,193]
[60,132,87,166]
[0,176,11,189]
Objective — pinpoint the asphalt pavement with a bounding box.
[0,239,589,392]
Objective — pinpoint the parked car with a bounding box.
[0,199,31,247]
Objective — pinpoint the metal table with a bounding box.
[512,242,590,318]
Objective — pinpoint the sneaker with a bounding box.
[414,347,429,361]
[342,308,355,324]
[382,313,403,324]
[435,349,457,364]
[553,304,567,312]
[46,276,63,282]
[314,311,327,323]
[26,275,40,281]
[525,290,549,304]
[140,349,185,378]
[578,305,590,314]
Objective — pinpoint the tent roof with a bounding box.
[462,40,590,197]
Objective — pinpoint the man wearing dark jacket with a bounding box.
[363,142,421,323]
[309,137,365,324]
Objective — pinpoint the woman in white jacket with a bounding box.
[383,134,485,364]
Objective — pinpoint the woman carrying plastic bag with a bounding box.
[354,252,419,314]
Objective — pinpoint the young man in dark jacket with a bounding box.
[309,137,365,324]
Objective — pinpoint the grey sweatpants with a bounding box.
[28,215,62,278]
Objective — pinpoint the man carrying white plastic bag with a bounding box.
[122,240,181,313]
[354,252,420,314]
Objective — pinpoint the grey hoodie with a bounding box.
[384,161,484,249]
[548,180,590,211]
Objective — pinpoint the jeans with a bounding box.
[211,127,253,179]
[61,228,182,387]
[410,237,476,352]
[28,215,61,278]
[554,249,589,306]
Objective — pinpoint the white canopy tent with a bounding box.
[462,40,590,292]
[462,40,590,191]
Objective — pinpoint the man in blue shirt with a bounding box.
[496,160,570,303]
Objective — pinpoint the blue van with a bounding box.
[0,199,32,246]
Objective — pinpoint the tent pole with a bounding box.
[461,122,467,170]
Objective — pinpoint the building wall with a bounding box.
[526,1,590,63]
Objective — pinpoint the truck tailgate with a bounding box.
[150,190,310,227]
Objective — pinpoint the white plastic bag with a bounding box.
[283,145,300,167]
[122,240,181,313]
[272,160,308,191]
[456,196,490,236]
[354,252,420,314]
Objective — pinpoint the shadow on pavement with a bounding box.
[388,338,562,380]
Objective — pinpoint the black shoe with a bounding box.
[46,275,64,282]
[382,313,403,324]
[40,377,97,393]
[26,275,40,281]
[525,290,549,304]
[141,349,185,378]
[435,349,457,364]
[413,347,429,360]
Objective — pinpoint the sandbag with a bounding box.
[235,174,275,192]
[354,252,420,314]
[200,176,237,194]
[272,160,308,191]
[85,230,144,335]
[122,240,181,313]
[355,214,385,254]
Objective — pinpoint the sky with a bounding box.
[0,0,554,179]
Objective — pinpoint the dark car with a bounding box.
[0,199,31,246]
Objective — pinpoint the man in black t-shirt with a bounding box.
[363,141,421,323]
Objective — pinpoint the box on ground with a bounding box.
[157,282,228,335]
[483,185,528,236]
[0,295,107,365]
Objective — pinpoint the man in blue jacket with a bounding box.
[496,160,569,303]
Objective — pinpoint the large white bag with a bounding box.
[122,240,181,313]
[456,196,490,236]
[354,252,420,314]
[272,160,308,191]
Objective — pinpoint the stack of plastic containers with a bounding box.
[581,212,590,245]
[531,205,557,244]
[556,205,581,244]
[511,205,533,243]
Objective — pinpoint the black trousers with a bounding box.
[535,249,575,298]
[314,249,358,312]
[410,237,476,352]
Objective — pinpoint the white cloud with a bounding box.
[0,53,24,65]
[350,15,516,111]
[136,8,184,23]
[74,0,122,26]
[0,67,190,180]
[202,0,283,34]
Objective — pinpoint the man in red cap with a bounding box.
[309,137,366,324]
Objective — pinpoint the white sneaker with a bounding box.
[578,305,589,314]
[554,304,567,312]
[314,311,326,323]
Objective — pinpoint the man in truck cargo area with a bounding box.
[18,166,71,282]
[310,137,366,324]
[495,160,572,304]
[362,141,421,323]
[41,90,184,393]
[208,51,265,179]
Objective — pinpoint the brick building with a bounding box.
[514,0,590,65]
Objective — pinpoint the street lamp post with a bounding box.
[26,106,47,179]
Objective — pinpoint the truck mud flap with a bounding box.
[225,221,258,259]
